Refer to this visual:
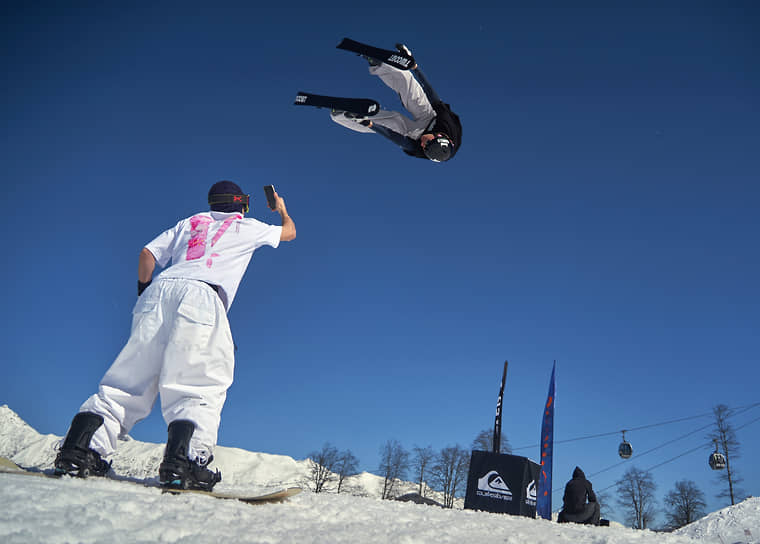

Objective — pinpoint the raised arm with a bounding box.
[273,190,296,241]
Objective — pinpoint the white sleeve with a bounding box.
[145,220,182,268]
[245,219,282,250]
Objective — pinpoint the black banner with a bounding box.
[493,361,508,453]
[464,451,540,517]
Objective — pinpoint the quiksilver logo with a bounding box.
[476,470,513,501]
[388,54,412,68]
[368,104,378,113]
[526,479,537,505]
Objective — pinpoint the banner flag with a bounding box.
[537,361,556,520]
[493,361,508,453]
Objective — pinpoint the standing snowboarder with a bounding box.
[54,181,296,490]
[331,44,462,162]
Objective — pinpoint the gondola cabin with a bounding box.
[709,441,726,470]
[618,431,633,459]
[709,451,726,470]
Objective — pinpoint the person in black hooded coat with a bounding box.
[558,466,601,525]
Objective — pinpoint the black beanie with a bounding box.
[208,180,247,213]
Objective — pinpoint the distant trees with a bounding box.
[411,445,436,496]
[472,428,511,454]
[616,467,657,529]
[379,440,410,499]
[429,444,469,508]
[336,450,359,494]
[663,480,707,530]
[307,443,359,494]
[708,404,745,505]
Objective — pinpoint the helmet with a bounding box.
[422,134,453,162]
[208,180,250,213]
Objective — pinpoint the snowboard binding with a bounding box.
[54,412,112,478]
[158,420,221,491]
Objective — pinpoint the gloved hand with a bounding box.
[138,280,152,296]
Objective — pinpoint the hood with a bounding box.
[572,466,585,479]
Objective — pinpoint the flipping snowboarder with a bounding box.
[331,43,462,162]
[54,181,296,491]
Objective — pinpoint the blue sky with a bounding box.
[1,1,758,522]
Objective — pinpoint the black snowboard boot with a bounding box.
[158,420,221,491]
[54,412,112,478]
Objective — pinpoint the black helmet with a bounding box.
[208,180,250,213]
[422,134,453,162]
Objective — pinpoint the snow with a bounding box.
[1,406,758,544]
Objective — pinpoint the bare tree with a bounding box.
[472,428,511,453]
[430,445,470,508]
[708,404,745,505]
[336,450,359,494]
[411,445,435,496]
[378,439,409,500]
[595,489,613,521]
[663,480,707,530]
[307,442,339,493]
[615,467,658,529]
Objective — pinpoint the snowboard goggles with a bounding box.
[208,193,250,213]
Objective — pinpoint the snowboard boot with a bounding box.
[54,412,112,478]
[394,44,417,69]
[361,54,382,67]
[158,420,221,491]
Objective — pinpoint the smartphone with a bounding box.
[263,185,277,210]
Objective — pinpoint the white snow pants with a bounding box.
[79,278,234,460]
[330,63,436,138]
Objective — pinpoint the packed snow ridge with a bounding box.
[1,405,757,544]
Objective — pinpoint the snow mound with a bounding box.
[675,496,759,544]
[2,405,759,544]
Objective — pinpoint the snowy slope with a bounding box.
[1,405,758,544]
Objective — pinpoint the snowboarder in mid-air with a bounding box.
[330,42,462,162]
[54,181,296,491]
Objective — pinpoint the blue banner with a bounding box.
[537,362,556,520]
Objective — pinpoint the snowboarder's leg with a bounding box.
[158,281,233,465]
[54,412,112,477]
[77,287,166,457]
[369,63,436,125]
[158,419,221,490]
[329,108,413,134]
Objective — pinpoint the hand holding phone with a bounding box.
[264,185,277,210]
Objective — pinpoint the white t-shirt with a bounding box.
[145,211,281,310]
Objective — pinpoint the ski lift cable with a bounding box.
[548,412,760,496]
[592,415,760,495]
[549,420,715,494]
[513,401,760,451]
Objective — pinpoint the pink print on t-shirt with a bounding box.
[187,216,212,261]
[187,214,242,267]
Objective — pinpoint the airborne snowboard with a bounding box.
[294,92,380,117]
[0,456,301,505]
[336,38,416,70]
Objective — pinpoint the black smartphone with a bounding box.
[263,185,276,210]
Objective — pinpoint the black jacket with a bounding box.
[562,467,597,514]
[371,67,461,160]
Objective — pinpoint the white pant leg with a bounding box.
[158,281,234,461]
[80,287,167,457]
[370,63,436,126]
[330,108,414,134]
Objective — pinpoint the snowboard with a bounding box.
[336,38,416,70]
[0,456,301,505]
[294,91,380,117]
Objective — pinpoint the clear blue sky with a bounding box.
[2,0,758,522]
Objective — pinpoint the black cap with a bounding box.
[208,180,249,213]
